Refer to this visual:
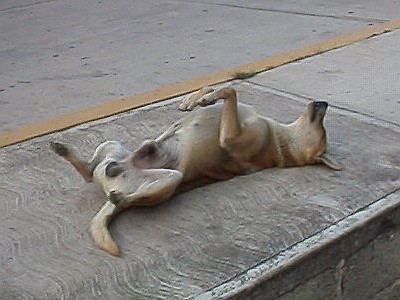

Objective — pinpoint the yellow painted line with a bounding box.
[1,19,400,148]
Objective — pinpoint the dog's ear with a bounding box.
[315,154,343,171]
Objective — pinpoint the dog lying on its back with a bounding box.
[51,87,342,256]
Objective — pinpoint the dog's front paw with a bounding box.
[50,142,69,157]
[179,87,215,111]
[108,190,125,205]
[178,95,197,111]
[197,94,218,107]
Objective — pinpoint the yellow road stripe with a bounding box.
[1,19,400,148]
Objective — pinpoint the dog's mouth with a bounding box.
[309,101,328,123]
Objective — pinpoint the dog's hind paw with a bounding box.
[50,142,69,157]
[108,190,125,205]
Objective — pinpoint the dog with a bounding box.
[50,86,342,256]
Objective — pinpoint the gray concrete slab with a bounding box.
[1,81,399,299]
[0,0,393,131]
[250,30,400,126]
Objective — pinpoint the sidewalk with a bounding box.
[0,0,396,131]
[1,2,400,300]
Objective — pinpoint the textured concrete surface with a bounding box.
[1,81,399,299]
[0,0,397,131]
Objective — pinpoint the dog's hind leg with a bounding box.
[109,169,183,208]
[90,168,183,256]
[50,142,94,182]
[90,201,122,256]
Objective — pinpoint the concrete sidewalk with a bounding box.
[1,1,400,300]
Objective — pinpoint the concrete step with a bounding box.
[1,81,399,299]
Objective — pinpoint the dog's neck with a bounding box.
[250,120,327,169]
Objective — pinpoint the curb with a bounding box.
[194,189,400,299]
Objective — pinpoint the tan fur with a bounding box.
[51,86,342,256]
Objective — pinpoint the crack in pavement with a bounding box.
[0,0,57,12]
[179,0,389,23]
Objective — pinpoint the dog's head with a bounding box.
[294,101,342,170]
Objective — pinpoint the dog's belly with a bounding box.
[159,103,264,183]
[177,124,257,181]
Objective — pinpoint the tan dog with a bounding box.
[51,87,342,256]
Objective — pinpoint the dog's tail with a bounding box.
[90,201,122,257]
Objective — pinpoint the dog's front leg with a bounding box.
[217,88,242,148]
[180,87,250,152]
[211,88,265,159]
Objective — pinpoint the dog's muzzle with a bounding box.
[310,101,328,122]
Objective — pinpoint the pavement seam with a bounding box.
[1,19,400,149]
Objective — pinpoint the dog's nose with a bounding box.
[313,101,328,109]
